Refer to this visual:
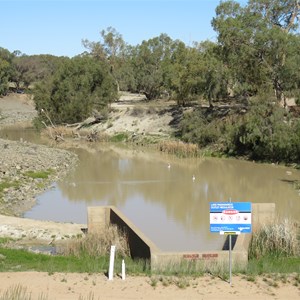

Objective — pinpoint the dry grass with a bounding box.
[0,284,99,300]
[249,219,300,259]
[63,225,130,258]
[158,140,199,157]
[0,284,48,300]
[41,126,77,141]
[41,127,109,142]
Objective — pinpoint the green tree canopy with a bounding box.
[82,27,128,92]
[10,54,67,90]
[212,0,300,103]
[33,56,117,125]
[0,47,13,95]
[130,34,182,100]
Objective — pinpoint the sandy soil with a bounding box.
[0,93,37,126]
[0,272,299,300]
[0,93,299,300]
[93,92,178,136]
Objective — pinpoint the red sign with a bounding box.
[222,209,239,215]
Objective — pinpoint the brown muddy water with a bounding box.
[1,127,300,252]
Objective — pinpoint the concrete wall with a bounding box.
[87,203,276,271]
[109,208,155,259]
[87,206,110,234]
[87,206,159,260]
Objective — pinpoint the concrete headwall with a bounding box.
[87,206,159,260]
[87,203,276,271]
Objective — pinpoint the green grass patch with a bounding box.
[0,180,20,202]
[24,169,54,179]
[0,246,299,280]
[0,247,109,273]
[0,247,149,275]
[110,132,129,142]
[0,180,20,193]
[0,237,13,245]
[246,256,300,275]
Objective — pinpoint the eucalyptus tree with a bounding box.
[196,40,228,106]
[166,40,227,106]
[130,33,175,100]
[10,54,67,90]
[165,40,191,104]
[167,42,207,105]
[212,0,300,104]
[82,27,131,92]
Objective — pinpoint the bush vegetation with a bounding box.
[33,56,118,126]
[179,95,300,163]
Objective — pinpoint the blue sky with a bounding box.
[1,0,247,57]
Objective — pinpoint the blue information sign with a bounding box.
[210,202,252,233]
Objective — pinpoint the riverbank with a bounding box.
[0,93,81,244]
[0,94,78,217]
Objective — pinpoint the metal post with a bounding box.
[229,197,232,286]
[229,234,232,286]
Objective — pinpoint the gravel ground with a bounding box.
[0,93,80,242]
[0,138,77,216]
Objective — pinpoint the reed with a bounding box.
[63,225,130,258]
[158,140,199,157]
[249,218,300,259]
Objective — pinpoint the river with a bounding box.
[1,126,300,252]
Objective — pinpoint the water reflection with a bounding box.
[1,126,300,251]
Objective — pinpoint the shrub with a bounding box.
[33,56,117,125]
[179,95,300,163]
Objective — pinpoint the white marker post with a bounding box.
[121,259,126,280]
[108,245,116,280]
